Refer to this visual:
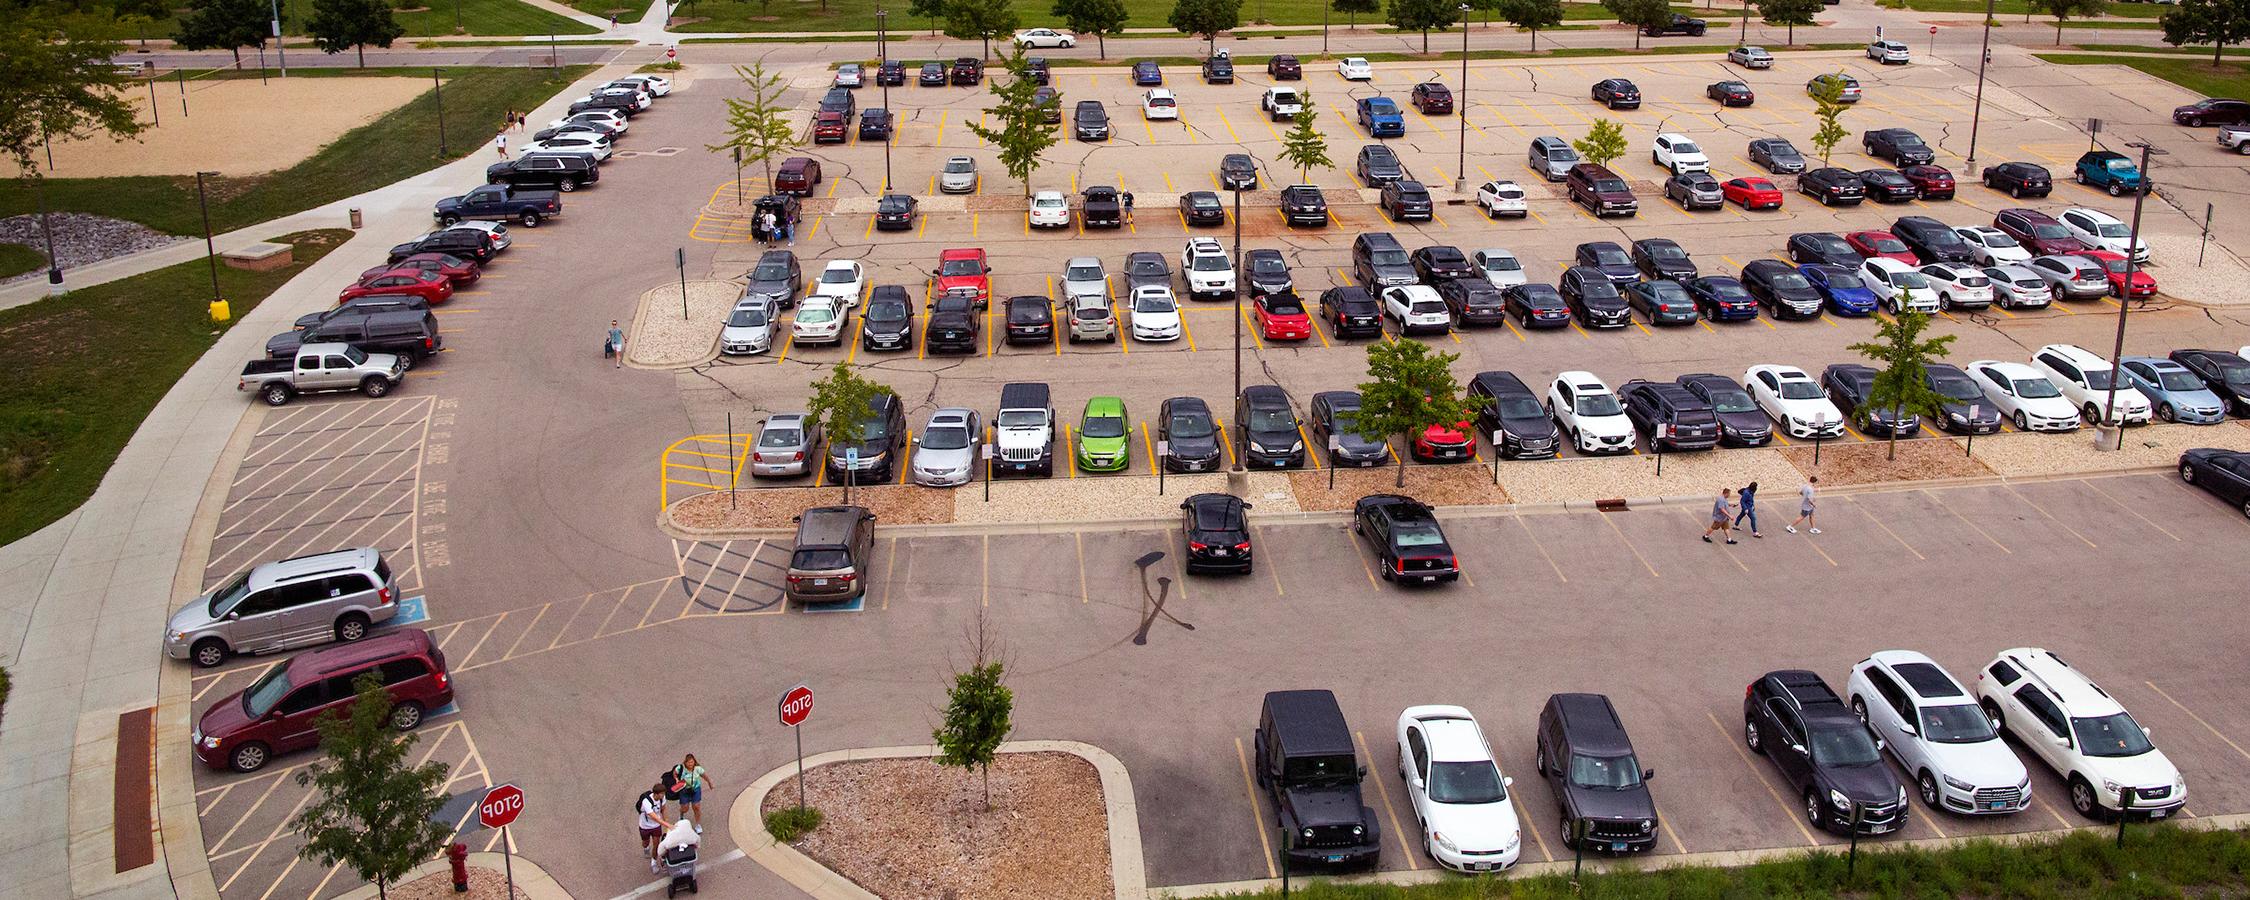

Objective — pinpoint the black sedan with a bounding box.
[1857,168,1919,203]
[1823,363,1919,436]
[2179,449,2250,518]
[1319,286,1384,338]
[1741,259,1824,319]
[1632,238,1698,282]
[1219,153,1259,190]
[873,194,918,231]
[1504,283,1571,328]
[1179,191,1226,225]
[1352,494,1458,585]
[1707,80,1755,106]
[1789,232,1861,268]
[1309,390,1390,466]
[1925,363,2006,434]
[1412,245,1475,282]
[1686,275,1759,322]
[919,62,947,86]
[2170,348,2250,416]
[1799,167,1866,206]
[1180,492,1255,574]
[1592,78,1641,109]
[1159,397,1225,472]
[876,60,906,86]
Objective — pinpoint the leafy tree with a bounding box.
[1353,339,1474,487]
[2034,0,2106,43]
[1168,0,1241,56]
[708,63,797,190]
[2162,0,2250,65]
[804,363,895,500]
[1052,0,1129,57]
[1278,100,1333,182]
[1386,0,1458,51]
[1613,0,1671,47]
[290,673,452,900]
[1755,0,1819,44]
[1334,0,1380,29]
[174,0,273,64]
[932,613,1013,811]
[1809,72,1851,163]
[0,12,142,176]
[1847,310,1956,460]
[945,0,1021,58]
[1465,0,1498,28]
[966,48,1062,197]
[1496,0,1563,49]
[307,0,404,67]
[911,0,947,33]
[1572,118,1627,167]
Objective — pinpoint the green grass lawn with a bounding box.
[561,0,648,23]
[1897,0,2158,18]
[0,245,44,281]
[671,0,1735,33]
[0,65,594,236]
[1204,826,2250,899]
[52,0,596,41]
[0,229,349,547]
[2037,53,2250,97]
[2072,42,2250,56]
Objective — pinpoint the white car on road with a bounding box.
[1013,27,1076,48]
[1745,363,1845,439]
[1652,132,1709,174]
[1848,650,2032,816]
[1380,285,1451,335]
[1062,256,1108,303]
[1547,372,1635,454]
[1474,180,1529,219]
[1955,226,2032,266]
[790,296,846,346]
[2058,207,2150,263]
[1143,89,1179,120]
[1473,248,1527,289]
[1029,191,1071,228]
[812,260,865,307]
[1337,57,1374,80]
[613,74,670,97]
[1868,39,1911,64]
[2030,343,2151,425]
[1396,706,1521,872]
[1966,360,2082,431]
[547,109,626,134]
[1860,258,1940,314]
[1128,284,1182,342]
[1975,648,2184,820]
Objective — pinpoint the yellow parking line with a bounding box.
[1239,304,1265,350]
[1234,738,1279,880]
[1213,415,1237,466]
[1142,424,1159,476]
[1064,424,1078,478]
[1355,731,1419,869]
[1178,304,1198,350]
[1297,425,1322,470]
[1216,107,1239,142]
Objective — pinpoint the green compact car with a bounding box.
[1076,397,1131,472]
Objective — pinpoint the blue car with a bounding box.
[1800,264,1879,316]
[1133,61,1163,86]
[1356,97,1404,138]
[2121,356,2228,424]
[2074,150,2146,197]
[1686,275,1759,321]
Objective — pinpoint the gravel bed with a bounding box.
[1499,449,1806,505]
[1966,422,2250,477]
[389,866,528,900]
[627,280,738,368]
[1288,463,1510,511]
[672,484,954,530]
[765,752,1111,900]
[1779,438,1993,486]
[0,213,182,282]
[950,471,1300,524]
[2144,231,2250,308]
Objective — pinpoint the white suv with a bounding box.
[2058,207,2150,263]
[1547,372,1635,454]
[1920,262,1993,310]
[1848,651,2031,816]
[1868,39,1911,64]
[2030,343,2152,426]
[1181,237,1235,300]
[1652,133,1709,174]
[1975,648,2184,820]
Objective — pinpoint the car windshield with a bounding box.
[798,307,834,324]
[1578,280,1619,300]
[1595,178,1629,193]
[1169,412,1215,438]
[940,259,981,276]
[1780,381,1825,400]
[206,571,251,616]
[2031,223,2072,239]
[820,268,855,284]
[1135,294,1174,313]
[1128,257,1167,277]
[1893,134,1926,148]
[1067,264,1103,281]
[922,425,971,450]
[1428,760,1507,804]
[1871,237,1908,253]
[1190,196,1221,210]
[1569,753,1644,790]
[1484,256,1522,272]
[1372,250,1408,266]
[1644,282,1689,302]
[1983,231,2020,248]
[242,667,294,718]
[1265,297,1305,315]
[1576,394,1623,416]
[1932,373,1981,401]
[1393,520,1447,547]
[1920,704,1998,744]
[2094,222,2131,238]
[2009,377,2061,399]
[1492,396,1541,419]
[2095,257,2130,274]
[1707,388,1756,413]
[2073,712,2155,758]
[1773,146,1802,160]
[758,427,800,448]
[1807,723,1882,767]
[1252,257,1287,275]
[1672,140,1701,155]
[1083,415,1126,438]
[1191,255,1227,271]
[1822,271,1865,290]
[1250,409,1298,432]
[2221,362,2250,386]
[2104,159,2134,171]
[727,307,767,327]
[1769,272,1811,290]
[943,160,973,174]
[867,301,906,323]
[1590,247,1629,266]
[2074,367,2116,390]
[751,263,789,281]
[1647,244,1687,260]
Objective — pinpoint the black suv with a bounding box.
[1319,286,1383,339]
[1380,181,1433,222]
[860,285,915,351]
[1619,380,1719,450]
[1560,266,1630,328]
[1159,396,1224,472]
[1411,245,1474,283]
[1537,693,1659,853]
[1353,494,1458,584]
[876,60,906,86]
[1862,128,1935,166]
[1253,690,1381,870]
[949,57,982,85]
[1981,161,2052,198]
[1800,167,1866,206]
[1744,671,1909,837]
[1676,373,1772,446]
[1180,492,1252,574]
[1788,232,1861,268]
[925,296,979,353]
[919,62,947,86]
[1469,370,1558,458]
[1575,241,1639,286]
[388,230,492,265]
[1003,295,1053,345]
[826,392,907,482]
[1356,145,1405,186]
[1632,238,1698,282]
[1823,363,1918,436]
[1308,391,1389,466]
[1437,278,1506,327]
[1245,249,1292,296]
[485,154,597,192]
[1280,184,1329,227]
[1202,55,1234,83]
[1236,385,1306,469]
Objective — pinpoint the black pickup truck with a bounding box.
[1081,186,1124,229]
[435,185,560,227]
[485,155,598,192]
[1642,13,1707,35]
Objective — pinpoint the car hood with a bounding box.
[1580,412,1635,438]
[1938,399,2002,424]
[1499,413,1557,440]
[914,446,975,471]
[2081,745,2181,791]
[1064,280,1107,300]
[721,323,770,342]
[1284,784,1365,827]
[1830,286,1879,303]
[168,594,218,635]
[1824,762,1902,806]
[1924,736,2029,786]
[831,436,888,458]
[1424,798,1518,852]
[1563,783,1657,821]
[1170,432,1221,459]
[1778,398,1845,422]
[1717,410,1770,434]
[745,277,793,299]
[196,690,254,740]
[936,274,987,291]
[2020,395,2080,418]
[1243,427,1301,450]
[1333,431,1387,455]
[863,318,910,337]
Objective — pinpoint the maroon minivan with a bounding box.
[194,629,453,772]
[774,157,823,196]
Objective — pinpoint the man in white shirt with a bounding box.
[637,784,671,872]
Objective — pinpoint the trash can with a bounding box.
[349,208,362,229]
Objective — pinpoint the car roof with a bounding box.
[2038,343,2108,366]
[1262,689,1355,754]
[1165,395,1212,414]
[1975,359,2040,377]
[1556,369,1608,390]
[283,628,434,679]
[1764,669,1853,719]
[928,408,973,424]
[1415,712,1492,763]
[249,548,379,590]
[1186,491,1241,512]
[1550,693,1635,755]
[1995,647,2124,716]
[1866,650,1970,701]
[1864,257,1914,273]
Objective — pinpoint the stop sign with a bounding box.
[666,46,678,60]
[778,684,814,727]
[479,783,525,829]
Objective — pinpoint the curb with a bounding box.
[331,852,573,899]
[623,279,735,370]
[727,740,1146,900]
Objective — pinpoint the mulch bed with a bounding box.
[1780,437,1995,486]
[1288,462,1509,511]
[671,484,954,531]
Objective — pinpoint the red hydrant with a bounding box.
[446,842,469,892]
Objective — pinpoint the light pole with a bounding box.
[1964,0,1994,176]
[33,176,63,295]
[270,0,286,77]
[1455,2,1470,195]
[195,171,222,307]
[879,8,893,192]
[2097,141,2164,446]
[1738,0,1748,46]
[1323,2,1330,55]
[1231,186,1244,417]
[433,69,447,156]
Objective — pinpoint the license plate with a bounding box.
[1013,463,1028,471]
[1440,450,1459,457]
[1868,824,1894,834]
[1272,460,1288,467]
[812,579,828,586]
[1988,801,2008,810]
[1325,855,1344,863]
[1213,548,1228,556]
[2151,809,2169,819]
[1472,862,1492,871]
[1421,575,1436,582]
[1611,841,1629,852]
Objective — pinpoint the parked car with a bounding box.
[1337,57,1373,80]
[1003,295,1055,345]
[433,184,559,228]
[1396,707,1520,871]
[925,296,980,353]
[1527,136,1580,181]
[1893,216,1976,263]
[876,60,906,86]
[1320,286,1384,339]
[1956,225,2032,265]
[2082,249,2158,298]
[340,267,452,306]
[750,413,820,478]
[1800,264,1879,316]
[1677,373,1771,445]
[874,193,918,231]
[1625,281,1699,326]
[1619,379,1718,447]
[2074,150,2147,195]
[1728,45,1775,68]
[721,297,777,356]
[1245,248,1292,296]
[1687,275,1761,321]
[2121,356,2226,424]
[1664,172,1724,210]
[1723,177,1784,210]
[485,154,597,192]
[1743,670,1909,836]
[1132,60,1163,85]
[1380,181,1434,222]
[1746,364,1846,439]
[1632,238,1697,282]
[1235,385,1306,468]
[1180,190,1227,226]
[1143,88,1180,121]
[1547,371,1634,454]
[1128,285,1182,342]
[1253,690,1382,869]
[362,253,476,289]
[1652,132,1708,174]
[910,408,981,487]
[1074,101,1111,141]
[1268,54,1303,79]
[1848,651,2032,816]
[1799,167,1866,206]
[1309,391,1392,466]
[1505,283,1573,329]
[1867,38,1910,63]
[1474,248,1528,289]
[1560,267,1630,328]
[2169,348,2250,417]
[165,547,399,669]
[950,57,983,85]
[1976,648,2185,819]
[1357,144,1405,186]
[1160,397,1225,472]
[1966,360,2081,431]
[1902,164,1956,200]
[1925,363,2005,434]
[1253,291,1315,339]
[1538,694,1659,853]
[1411,81,1454,114]
[858,287,913,352]
[1075,397,1131,472]
[1475,180,1528,218]
[1353,494,1459,584]
[1566,164,1637,217]
[239,343,403,406]
[1857,168,1919,203]
[1281,184,1330,226]
[193,629,450,771]
[742,249,803,308]
[774,157,823,196]
[1707,80,1755,106]
[1413,244,1476,283]
[1984,264,2050,308]
[1863,128,1935,165]
[1436,278,1506,328]
[1995,208,2089,256]
[859,107,895,141]
[1180,493,1252,574]
[1748,138,1806,174]
[2058,207,2150,263]
[1921,262,1995,310]
[1591,78,1641,109]
[1824,363,1918,436]
[1469,371,1558,458]
[2179,448,2250,516]
[1380,285,1451,335]
[1860,258,1940,314]
[1806,72,1862,102]
[2026,255,2111,302]
[1848,230,1916,265]
[1220,153,1260,190]
[2031,343,2151,425]
[1983,162,2053,198]
[1028,190,1071,228]
[1741,259,1823,319]
[1357,96,1404,137]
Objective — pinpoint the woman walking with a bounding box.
[1787,476,1821,534]
[1734,481,1762,538]
[673,754,715,834]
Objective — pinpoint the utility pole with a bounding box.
[271,0,287,77]
[1455,3,1470,195]
[434,69,448,156]
[879,8,893,192]
[1231,187,1244,410]
[34,176,64,295]
[195,171,222,306]
[2097,141,2163,447]
[1964,0,1994,175]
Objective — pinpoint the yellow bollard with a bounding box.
[208,299,231,323]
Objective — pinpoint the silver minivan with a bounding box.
[1528,136,1580,182]
[165,548,398,667]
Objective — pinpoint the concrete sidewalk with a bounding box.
[0,62,636,900]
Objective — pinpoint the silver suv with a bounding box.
[165,548,398,667]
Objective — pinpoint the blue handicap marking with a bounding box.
[427,700,461,720]
[800,595,863,613]
[391,596,430,627]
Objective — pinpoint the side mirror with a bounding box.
[2142,726,2153,737]
[1641,768,1656,781]
[1242,502,1253,510]
[225,612,241,621]
[1502,775,1514,788]
[1874,738,1886,751]
[1179,500,1191,510]
[2052,734,2071,748]
[1357,765,1368,781]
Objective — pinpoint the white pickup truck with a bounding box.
[1260,86,1304,121]
[239,343,404,406]
[2220,124,2250,154]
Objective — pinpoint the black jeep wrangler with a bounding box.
[1253,690,1382,870]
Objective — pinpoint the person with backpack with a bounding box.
[673,754,714,834]
[636,782,671,872]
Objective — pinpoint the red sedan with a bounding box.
[1846,230,1918,265]
[1901,164,1954,200]
[362,252,478,287]
[2081,249,2157,298]
[1252,291,1312,340]
[1411,420,1475,463]
[1722,177,1784,210]
[340,267,452,305]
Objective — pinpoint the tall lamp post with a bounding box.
[433,68,448,156]
[1963,0,1995,176]
[1738,0,1749,46]
[271,0,287,77]
[34,176,64,295]
[1455,2,1470,195]
[2096,141,2164,448]
[1231,186,1244,415]
[878,8,893,191]
[195,171,222,307]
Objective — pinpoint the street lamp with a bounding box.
[195,171,222,307]
[1231,185,1244,426]
[33,175,63,295]
[879,8,893,192]
[433,68,447,156]
[1456,2,1470,195]
[1964,0,1995,176]
[2097,141,2165,447]
[1739,0,1749,46]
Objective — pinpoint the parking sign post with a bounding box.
[2117,786,2135,846]
[1156,440,1168,494]
[779,685,814,812]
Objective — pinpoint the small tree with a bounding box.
[174,0,274,65]
[708,63,797,191]
[1334,0,1381,29]
[1169,0,1242,57]
[932,613,1013,811]
[1572,118,1627,167]
[1614,0,1672,48]
[945,0,1021,59]
[1053,0,1130,57]
[1496,0,1563,49]
[966,48,1062,197]
[0,14,143,176]
[804,363,895,500]
[2034,0,2107,43]
[1848,310,1956,460]
[1278,101,1333,182]
[2162,0,2250,65]
[1354,339,1475,487]
[307,0,405,67]
[911,0,948,33]
[1809,72,1851,163]
[290,673,452,900]
[1386,0,1458,52]
[1755,0,1820,44]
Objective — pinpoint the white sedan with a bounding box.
[1746,363,1845,439]
[1142,88,1179,121]
[1380,285,1451,335]
[790,296,846,346]
[1337,57,1374,81]
[1860,258,1939,314]
[1547,372,1635,454]
[1473,248,1527,289]
[1028,191,1071,228]
[518,135,611,162]
[1013,27,1076,48]
[1474,181,1528,219]
[1396,706,1521,873]
[1128,285,1182,342]
[1966,360,2082,431]
[1955,226,2031,265]
[812,260,865,308]
[615,74,670,97]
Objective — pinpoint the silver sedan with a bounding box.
[911,408,982,487]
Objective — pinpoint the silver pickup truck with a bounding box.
[239,342,404,406]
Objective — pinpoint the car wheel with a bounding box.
[1851,697,1868,721]
[2074,171,2087,185]
[2240,496,2250,520]
[1983,174,1996,188]
[1981,698,2005,732]
[261,383,292,406]
[361,376,392,399]
[2189,116,2204,127]
[2181,462,2197,483]
[2069,776,2102,819]
[2014,411,2030,431]
[2052,285,2066,304]
[229,742,272,773]
[1744,715,1762,751]
[390,700,426,731]
[1535,742,1548,776]
[558,178,577,192]
[438,214,461,227]
[1804,791,1825,829]
[2010,186,2023,199]
[334,612,371,643]
[2108,182,2124,197]
[191,638,229,669]
[1559,814,1578,850]
[521,211,542,227]
[1919,771,1941,808]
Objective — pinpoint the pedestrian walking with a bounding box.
[610,12,618,28]
[495,129,508,159]
[1787,476,1821,534]
[636,782,671,872]
[673,754,714,834]
[1734,481,1762,538]
[1702,488,1738,544]
[607,319,625,368]
[1121,191,1135,225]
